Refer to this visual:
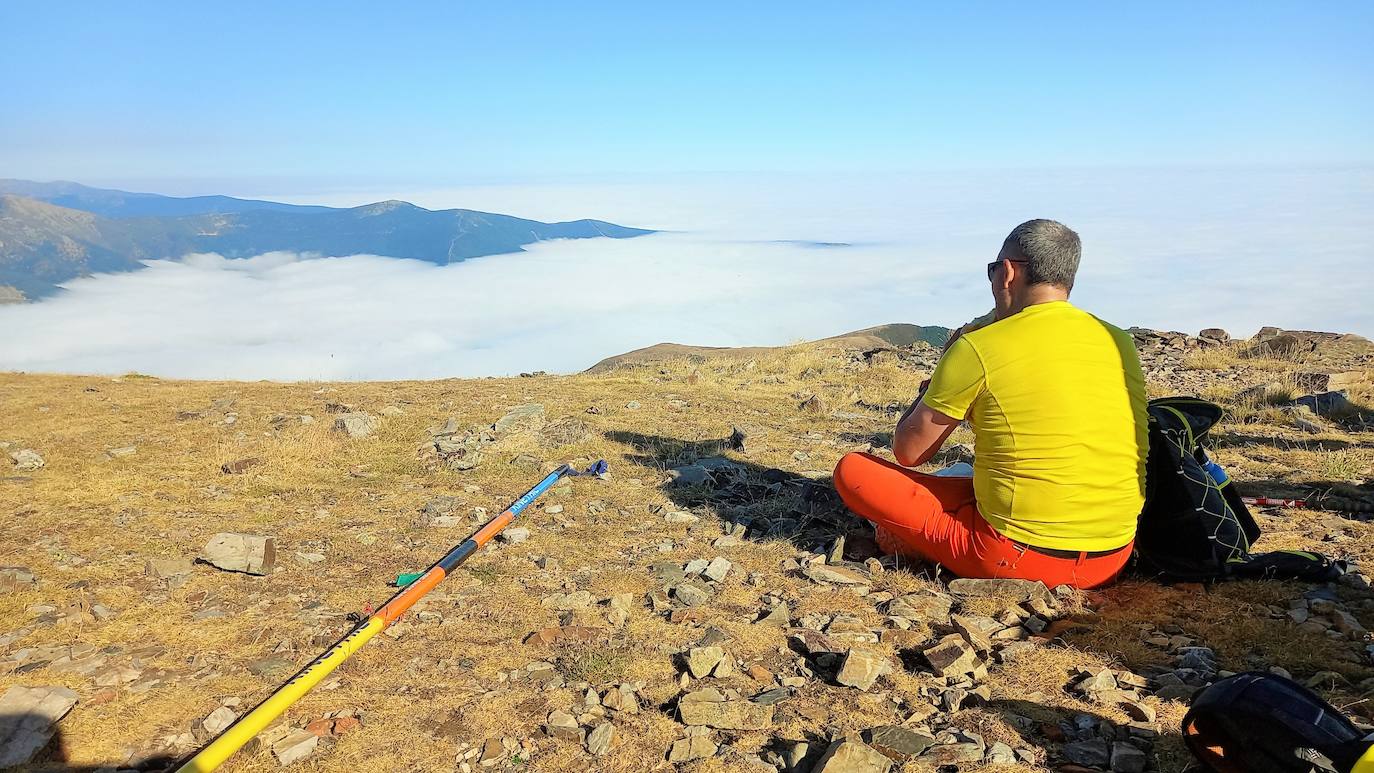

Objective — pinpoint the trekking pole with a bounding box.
[1241,494,1374,514]
[174,460,608,773]
[1241,496,1307,508]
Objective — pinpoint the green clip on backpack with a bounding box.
[1134,397,1344,582]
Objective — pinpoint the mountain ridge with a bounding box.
[0,178,337,218]
[585,323,953,373]
[0,180,655,299]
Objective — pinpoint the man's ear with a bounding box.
[994,260,1014,292]
[1004,259,1026,290]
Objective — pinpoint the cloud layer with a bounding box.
[2,166,1370,380]
[0,238,971,379]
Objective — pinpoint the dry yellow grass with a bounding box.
[1,339,1370,772]
[1181,338,1325,373]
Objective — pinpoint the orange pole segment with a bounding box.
[471,510,516,547]
[376,566,446,623]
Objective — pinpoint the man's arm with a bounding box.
[892,333,986,468]
[893,400,961,467]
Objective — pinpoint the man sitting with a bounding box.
[832,219,1148,589]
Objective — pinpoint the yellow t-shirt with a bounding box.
[922,300,1148,551]
[1352,744,1374,773]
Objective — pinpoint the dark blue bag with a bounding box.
[1135,397,1342,582]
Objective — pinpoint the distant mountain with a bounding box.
[824,323,951,348]
[0,181,655,299]
[585,322,952,373]
[0,178,336,218]
[0,196,148,299]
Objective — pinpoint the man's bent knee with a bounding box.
[832,451,879,497]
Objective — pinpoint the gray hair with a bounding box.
[1002,219,1081,290]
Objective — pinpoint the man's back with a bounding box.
[923,300,1148,551]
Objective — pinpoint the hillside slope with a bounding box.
[0,196,151,298]
[0,327,1371,772]
[586,323,952,373]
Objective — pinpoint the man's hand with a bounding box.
[941,327,964,354]
[945,309,995,353]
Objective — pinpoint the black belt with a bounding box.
[1011,540,1131,560]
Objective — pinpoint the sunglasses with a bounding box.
[986,258,1029,281]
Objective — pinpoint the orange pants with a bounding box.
[832,452,1131,589]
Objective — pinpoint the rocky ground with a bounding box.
[1,325,1372,773]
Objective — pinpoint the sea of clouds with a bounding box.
[1,166,1369,380]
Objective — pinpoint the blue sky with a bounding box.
[1,4,1371,375]
[2,1,1371,189]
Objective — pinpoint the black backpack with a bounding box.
[1134,397,1343,582]
[1184,671,1371,772]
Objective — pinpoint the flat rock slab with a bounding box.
[8,449,44,471]
[669,735,718,762]
[495,403,545,435]
[679,690,774,729]
[923,634,980,677]
[332,412,377,439]
[803,564,870,585]
[864,725,936,761]
[672,582,713,607]
[201,705,238,735]
[750,687,789,705]
[0,566,36,590]
[792,630,841,657]
[703,557,733,582]
[687,646,729,678]
[886,593,954,623]
[1064,739,1111,768]
[522,626,602,646]
[586,722,614,756]
[755,603,790,627]
[543,710,583,741]
[0,685,79,767]
[813,739,894,773]
[668,465,712,487]
[271,728,319,765]
[200,533,276,575]
[947,578,1051,603]
[835,648,892,691]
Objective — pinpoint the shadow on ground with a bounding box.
[1235,477,1374,523]
[604,428,860,555]
[989,699,1196,772]
[0,720,178,771]
[604,428,970,558]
